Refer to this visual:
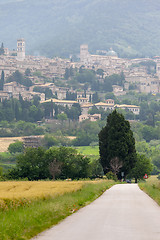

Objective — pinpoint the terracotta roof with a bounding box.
[41,98,77,104]
[115,104,140,108]
[95,102,113,106]
[81,103,94,108]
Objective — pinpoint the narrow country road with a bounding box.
[31,184,160,240]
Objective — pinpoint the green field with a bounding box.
[75,146,99,156]
[0,152,16,173]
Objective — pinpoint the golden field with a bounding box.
[0,135,73,152]
[0,181,86,210]
[0,181,84,200]
[0,137,23,152]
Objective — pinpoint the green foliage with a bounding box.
[76,69,96,84]
[106,171,118,181]
[72,121,101,146]
[105,92,118,102]
[65,103,81,120]
[0,43,4,55]
[96,69,104,78]
[99,110,137,178]
[104,73,125,89]
[7,70,33,87]
[41,134,59,148]
[7,147,47,180]
[0,98,44,124]
[92,92,100,103]
[41,133,71,148]
[139,60,156,74]
[45,88,53,100]
[8,141,24,154]
[64,67,75,80]
[89,159,104,178]
[7,146,92,180]
[12,121,44,136]
[57,113,67,122]
[66,91,77,100]
[0,70,4,90]
[25,68,31,76]
[130,154,153,181]
[33,71,42,77]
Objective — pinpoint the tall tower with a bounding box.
[80,44,89,63]
[17,38,25,61]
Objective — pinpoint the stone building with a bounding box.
[23,136,42,148]
[17,39,25,61]
[79,113,101,122]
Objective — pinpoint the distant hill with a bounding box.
[1,0,160,58]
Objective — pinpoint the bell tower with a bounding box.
[17,38,25,61]
[80,44,89,63]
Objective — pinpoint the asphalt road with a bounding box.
[31,184,160,240]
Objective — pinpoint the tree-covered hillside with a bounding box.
[1,0,160,57]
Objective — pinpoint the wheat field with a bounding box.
[0,181,84,199]
[0,181,85,210]
[0,137,23,152]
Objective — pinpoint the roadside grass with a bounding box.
[0,180,115,240]
[75,146,99,156]
[139,175,160,205]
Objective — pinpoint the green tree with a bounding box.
[76,70,96,83]
[8,141,24,154]
[25,68,31,76]
[0,70,4,90]
[130,154,153,182]
[7,147,47,180]
[7,146,91,180]
[96,69,104,78]
[45,88,53,100]
[7,70,33,87]
[0,43,4,55]
[66,103,81,121]
[44,147,90,179]
[57,113,67,124]
[64,68,70,79]
[15,102,21,121]
[41,134,59,148]
[92,92,99,103]
[98,110,137,178]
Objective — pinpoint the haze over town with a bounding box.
[1,1,160,239]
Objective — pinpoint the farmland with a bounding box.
[0,180,115,240]
[75,146,99,156]
[0,137,23,152]
[0,181,84,210]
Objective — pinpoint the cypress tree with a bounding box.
[0,43,4,55]
[98,110,137,178]
[0,70,4,90]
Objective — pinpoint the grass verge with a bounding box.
[139,175,160,205]
[0,180,115,240]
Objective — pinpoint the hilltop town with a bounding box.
[1,39,160,121]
